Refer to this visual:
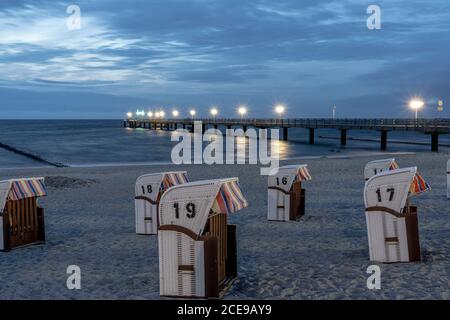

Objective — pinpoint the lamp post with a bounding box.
[332,105,336,120]
[275,104,285,119]
[172,110,179,118]
[127,112,133,119]
[210,107,218,120]
[409,99,424,120]
[238,106,247,119]
[190,109,196,119]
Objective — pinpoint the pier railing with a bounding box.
[124,118,449,151]
[127,118,450,133]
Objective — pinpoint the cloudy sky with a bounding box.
[0,0,449,119]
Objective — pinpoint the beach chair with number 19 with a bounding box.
[158,178,248,298]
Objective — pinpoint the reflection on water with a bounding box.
[0,120,448,168]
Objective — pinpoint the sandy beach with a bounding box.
[0,152,448,300]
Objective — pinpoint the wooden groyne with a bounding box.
[124,118,450,152]
[0,142,68,167]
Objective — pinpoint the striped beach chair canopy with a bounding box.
[158,178,248,236]
[211,179,248,214]
[135,171,189,202]
[0,178,47,212]
[364,158,399,180]
[409,172,431,195]
[268,164,312,193]
[160,172,189,193]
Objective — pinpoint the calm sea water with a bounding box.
[0,120,448,169]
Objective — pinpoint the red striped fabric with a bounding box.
[294,166,312,182]
[212,180,248,214]
[8,178,47,201]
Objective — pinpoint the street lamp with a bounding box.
[127,112,133,118]
[172,110,179,118]
[190,109,196,119]
[147,111,153,118]
[210,107,218,119]
[332,105,337,119]
[159,111,165,118]
[275,104,285,118]
[238,106,247,119]
[409,99,424,120]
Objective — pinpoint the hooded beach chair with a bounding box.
[0,178,46,251]
[364,158,399,181]
[364,167,430,263]
[267,164,312,221]
[158,178,248,298]
[135,171,189,235]
[447,159,450,199]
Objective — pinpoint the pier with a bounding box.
[124,118,450,152]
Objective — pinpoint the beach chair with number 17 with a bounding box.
[364,167,430,263]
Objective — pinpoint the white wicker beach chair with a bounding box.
[135,171,188,235]
[267,164,312,221]
[364,167,430,263]
[158,178,248,298]
[0,178,46,251]
[364,158,399,181]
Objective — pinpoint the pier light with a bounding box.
[275,104,286,117]
[238,106,247,118]
[127,112,133,118]
[136,110,145,117]
[210,107,218,118]
[172,110,179,118]
[159,111,165,118]
[155,112,160,118]
[147,111,153,118]
[409,99,424,120]
[189,109,196,119]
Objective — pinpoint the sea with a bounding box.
[0,120,449,169]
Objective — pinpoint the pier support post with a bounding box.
[380,130,388,151]
[243,125,247,132]
[190,125,194,133]
[431,132,439,152]
[123,121,127,128]
[182,124,186,129]
[202,124,206,134]
[340,129,347,146]
[283,127,288,141]
[309,128,315,145]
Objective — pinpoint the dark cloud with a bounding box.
[0,0,449,118]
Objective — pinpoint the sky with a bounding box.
[0,0,449,119]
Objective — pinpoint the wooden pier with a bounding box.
[124,118,450,152]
